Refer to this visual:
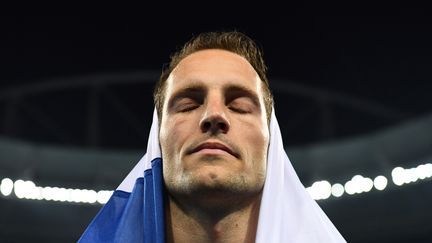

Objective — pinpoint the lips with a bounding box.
[190,141,238,158]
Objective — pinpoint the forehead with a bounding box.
[166,49,262,94]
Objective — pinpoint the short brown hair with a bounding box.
[153,31,273,123]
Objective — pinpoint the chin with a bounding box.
[184,172,264,212]
[164,158,265,208]
[165,168,264,212]
[188,168,262,196]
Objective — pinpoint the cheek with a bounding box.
[160,120,179,157]
[242,116,269,146]
[251,127,269,182]
[159,117,193,161]
[160,120,179,179]
[245,122,269,164]
[252,131,269,161]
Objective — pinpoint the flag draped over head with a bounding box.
[79,108,347,243]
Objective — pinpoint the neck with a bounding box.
[165,193,262,243]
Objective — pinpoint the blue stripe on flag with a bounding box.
[78,158,165,243]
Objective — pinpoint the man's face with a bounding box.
[159,49,270,204]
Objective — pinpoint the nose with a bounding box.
[199,102,230,134]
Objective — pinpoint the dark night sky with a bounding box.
[1,7,431,148]
[2,8,432,85]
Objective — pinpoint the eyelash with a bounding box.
[176,100,252,114]
[229,106,249,114]
[179,105,249,114]
[179,104,199,112]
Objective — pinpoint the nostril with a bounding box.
[200,115,230,134]
[201,121,211,132]
[218,122,227,131]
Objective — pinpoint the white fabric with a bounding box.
[116,108,346,242]
[116,109,160,192]
[256,109,346,242]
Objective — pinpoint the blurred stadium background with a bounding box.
[1,8,431,243]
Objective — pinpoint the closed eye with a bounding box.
[224,85,260,114]
[174,98,201,112]
[228,97,254,114]
[229,106,248,113]
[168,85,205,113]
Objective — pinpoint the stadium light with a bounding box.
[1,162,431,204]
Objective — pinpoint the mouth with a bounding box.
[190,141,239,158]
